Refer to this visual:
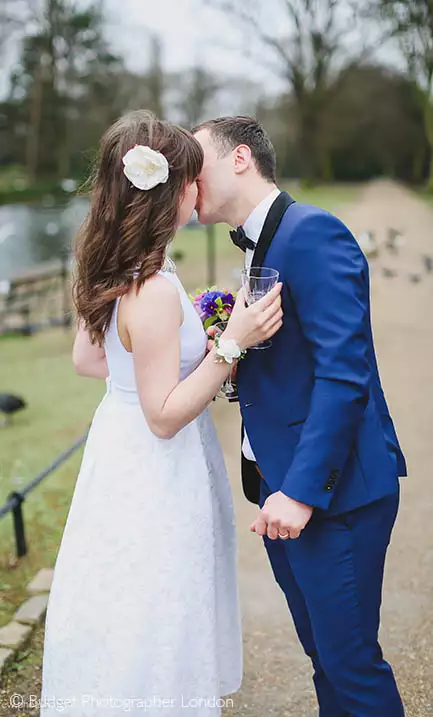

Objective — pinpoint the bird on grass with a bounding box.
[422,255,433,274]
[408,273,422,284]
[0,394,27,426]
[357,231,378,258]
[386,229,405,254]
[382,268,398,279]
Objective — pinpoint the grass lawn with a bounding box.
[0,330,105,625]
[0,181,360,656]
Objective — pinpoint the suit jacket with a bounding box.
[237,192,407,516]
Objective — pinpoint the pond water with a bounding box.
[0,197,89,281]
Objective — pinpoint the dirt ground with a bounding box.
[1,181,432,716]
[212,181,433,716]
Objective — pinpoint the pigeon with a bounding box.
[408,273,422,284]
[422,255,433,274]
[357,231,378,258]
[0,394,27,426]
[386,229,405,254]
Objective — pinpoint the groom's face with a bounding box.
[194,129,236,225]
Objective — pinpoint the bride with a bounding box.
[40,109,282,716]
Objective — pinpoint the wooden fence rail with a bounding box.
[0,257,72,336]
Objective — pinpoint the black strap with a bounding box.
[252,191,295,269]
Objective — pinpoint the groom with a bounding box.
[193,116,407,716]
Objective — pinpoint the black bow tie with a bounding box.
[229,226,256,253]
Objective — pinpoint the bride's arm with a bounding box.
[128,274,282,439]
[73,320,109,379]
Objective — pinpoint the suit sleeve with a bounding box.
[280,213,370,510]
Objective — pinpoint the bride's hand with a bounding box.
[223,283,283,350]
[206,325,217,353]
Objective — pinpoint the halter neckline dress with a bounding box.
[40,268,242,716]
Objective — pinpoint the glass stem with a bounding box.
[225,366,234,393]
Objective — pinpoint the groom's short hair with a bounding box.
[193,116,277,183]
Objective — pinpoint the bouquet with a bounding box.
[190,288,236,330]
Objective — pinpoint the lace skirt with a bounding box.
[40,386,242,716]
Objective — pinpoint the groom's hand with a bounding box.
[250,491,313,540]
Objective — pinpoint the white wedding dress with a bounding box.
[40,268,242,716]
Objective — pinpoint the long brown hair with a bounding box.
[73,110,203,345]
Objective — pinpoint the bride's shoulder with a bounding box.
[129,272,181,319]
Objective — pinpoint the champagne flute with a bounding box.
[213,321,239,401]
[240,266,280,349]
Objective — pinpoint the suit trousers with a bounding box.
[259,477,404,716]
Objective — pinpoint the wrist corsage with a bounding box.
[190,287,247,367]
[214,335,247,365]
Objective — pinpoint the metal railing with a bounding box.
[0,255,72,337]
[0,432,88,557]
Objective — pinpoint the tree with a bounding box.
[146,34,165,119]
[322,63,428,182]
[249,62,427,182]
[371,0,433,188]
[170,66,220,128]
[0,0,29,59]
[5,0,123,179]
[208,0,367,182]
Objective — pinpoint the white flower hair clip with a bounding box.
[122,144,169,191]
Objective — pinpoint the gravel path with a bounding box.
[216,181,433,716]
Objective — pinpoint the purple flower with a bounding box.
[200,291,222,318]
[192,288,237,326]
[222,291,235,309]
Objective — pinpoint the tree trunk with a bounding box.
[57,115,70,178]
[425,97,433,190]
[45,0,63,177]
[297,101,319,185]
[26,60,43,182]
[411,143,425,183]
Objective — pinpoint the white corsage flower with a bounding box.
[215,337,242,364]
[122,145,169,190]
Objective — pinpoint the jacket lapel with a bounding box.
[251,191,295,269]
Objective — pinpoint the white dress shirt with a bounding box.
[241,187,281,462]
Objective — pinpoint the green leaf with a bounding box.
[204,317,216,330]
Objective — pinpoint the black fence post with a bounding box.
[0,432,88,560]
[8,491,27,557]
[206,224,216,287]
[20,304,32,336]
[60,252,71,329]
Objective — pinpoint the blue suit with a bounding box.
[237,192,406,716]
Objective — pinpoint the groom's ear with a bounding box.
[233,145,252,175]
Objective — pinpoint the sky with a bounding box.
[0,0,281,99]
[102,0,400,84]
[103,0,280,88]
[0,0,402,100]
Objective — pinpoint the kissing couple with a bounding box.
[40,110,407,717]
